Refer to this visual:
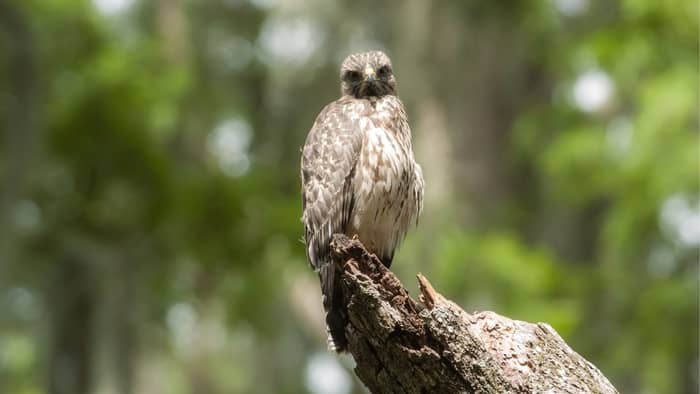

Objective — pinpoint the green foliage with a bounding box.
[432,230,581,336]
[0,0,696,393]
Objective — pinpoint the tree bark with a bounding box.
[330,234,618,394]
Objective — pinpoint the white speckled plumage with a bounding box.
[300,51,424,351]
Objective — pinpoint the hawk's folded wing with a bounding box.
[301,98,363,271]
[301,98,363,350]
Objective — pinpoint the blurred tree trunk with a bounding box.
[0,4,98,394]
[95,257,137,394]
[431,4,545,229]
[330,235,618,394]
[47,256,96,394]
[113,261,136,394]
[0,1,38,239]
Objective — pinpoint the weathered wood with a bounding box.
[330,234,618,394]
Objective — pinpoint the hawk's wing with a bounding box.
[301,97,363,350]
[301,98,363,271]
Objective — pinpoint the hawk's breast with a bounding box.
[348,98,417,261]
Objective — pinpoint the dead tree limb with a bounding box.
[330,234,618,394]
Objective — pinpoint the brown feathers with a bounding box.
[300,51,424,351]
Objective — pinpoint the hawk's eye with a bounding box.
[377,66,390,77]
[345,71,361,82]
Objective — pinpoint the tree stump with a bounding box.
[330,234,618,394]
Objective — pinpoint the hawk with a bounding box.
[301,51,424,351]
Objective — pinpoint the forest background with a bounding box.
[0,0,698,393]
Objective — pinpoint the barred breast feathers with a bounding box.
[346,95,423,263]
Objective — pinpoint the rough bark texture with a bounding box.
[330,234,618,394]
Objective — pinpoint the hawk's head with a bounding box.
[340,51,397,99]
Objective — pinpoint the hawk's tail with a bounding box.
[320,262,348,352]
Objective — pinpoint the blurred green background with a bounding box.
[0,0,698,393]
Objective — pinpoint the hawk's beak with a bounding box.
[363,66,376,82]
